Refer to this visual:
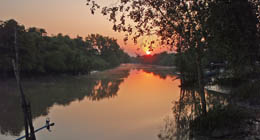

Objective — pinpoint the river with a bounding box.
[0,64,187,140]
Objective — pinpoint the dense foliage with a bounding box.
[0,19,130,77]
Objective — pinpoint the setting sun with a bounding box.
[146,51,151,55]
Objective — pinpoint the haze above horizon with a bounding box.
[0,0,171,56]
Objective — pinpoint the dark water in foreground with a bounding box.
[0,64,184,140]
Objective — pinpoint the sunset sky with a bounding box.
[0,0,170,56]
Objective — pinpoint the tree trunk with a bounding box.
[195,51,207,116]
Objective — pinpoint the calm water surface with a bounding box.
[0,64,181,140]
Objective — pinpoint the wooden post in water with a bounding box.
[12,26,36,140]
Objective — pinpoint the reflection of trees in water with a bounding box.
[159,84,228,140]
[142,69,174,79]
[159,87,200,140]
[0,83,23,136]
[88,78,123,101]
[0,67,130,136]
[133,64,176,79]
[0,64,177,136]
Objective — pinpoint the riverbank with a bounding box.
[189,88,260,140]
[189,103,260,140]
[169,67,260,140]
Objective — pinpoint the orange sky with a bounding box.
[0,0,171,56]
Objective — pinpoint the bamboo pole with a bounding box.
[12,26,36,140]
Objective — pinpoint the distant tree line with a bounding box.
[133,52,175,66]
[0,19,130,78]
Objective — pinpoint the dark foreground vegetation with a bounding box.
[0,19,130,78]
